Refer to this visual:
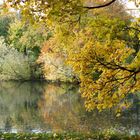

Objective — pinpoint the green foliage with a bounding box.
[0,14,15,42]
[0,15,10,38]
[0,132,139,140]
[8,20,49,58]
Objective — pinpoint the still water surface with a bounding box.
[0,81,139,134]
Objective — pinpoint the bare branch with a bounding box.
[124,26,140,33]
[83,0,117,9]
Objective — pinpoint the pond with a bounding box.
[0,81,139,135]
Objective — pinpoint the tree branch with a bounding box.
[95,56,139,73]
[83,0,117,9]
[124,26,140,33]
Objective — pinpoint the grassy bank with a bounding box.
[0,133,139,140]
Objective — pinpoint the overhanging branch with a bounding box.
[124,26,140,33]
[83,0,117,9]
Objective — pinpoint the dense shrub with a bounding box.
[0,37,31,80]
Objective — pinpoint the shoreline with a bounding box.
[0,132,139,140]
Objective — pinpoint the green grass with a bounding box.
[0,133,139,140]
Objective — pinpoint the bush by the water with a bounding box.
[0,37,31,80]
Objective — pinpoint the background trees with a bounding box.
[8,20,50,79]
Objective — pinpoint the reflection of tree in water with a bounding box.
[38,83,140,133]
[0,81,139,133]
[38,83,85,132]
[0,81,45,132]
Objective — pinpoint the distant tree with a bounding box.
[8,20,49,57]
[0,14,15,42]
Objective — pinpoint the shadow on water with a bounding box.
[0,81,139,134]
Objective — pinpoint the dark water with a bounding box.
[0,81,139,134]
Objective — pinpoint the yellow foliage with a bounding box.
[67,16,140,112]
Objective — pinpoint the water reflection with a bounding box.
[0,81,139,134]
[0,81,44,132]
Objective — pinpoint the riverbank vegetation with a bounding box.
[0,132,139,140]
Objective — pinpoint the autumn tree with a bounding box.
[67,16,140,112]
